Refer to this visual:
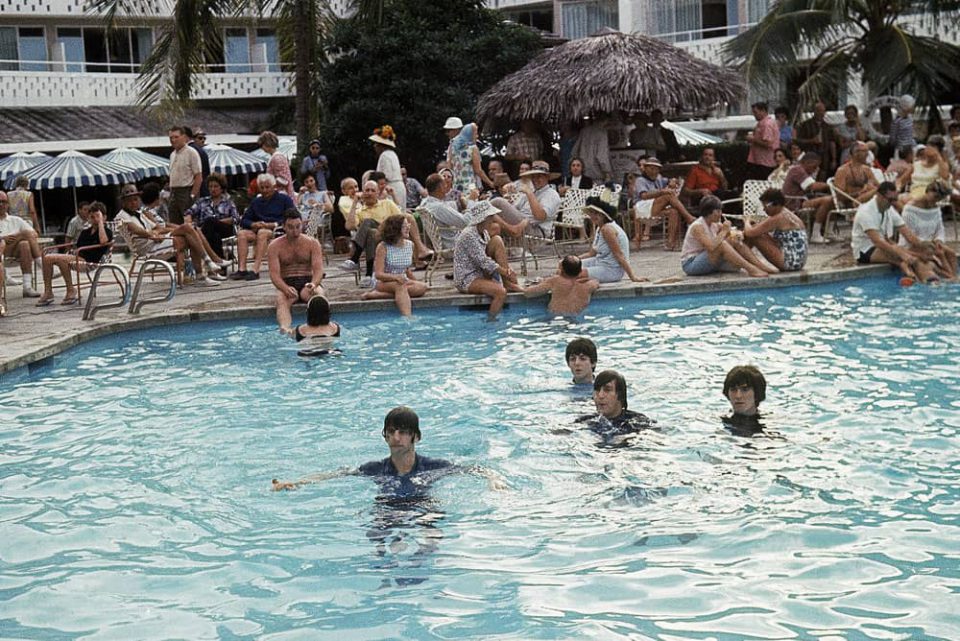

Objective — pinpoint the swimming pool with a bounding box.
[2,276,959,640]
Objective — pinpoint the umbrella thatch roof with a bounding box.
[476,29,743,127]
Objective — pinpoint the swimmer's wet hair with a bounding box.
[723,365,766,405]
[306,295,331,326]
[383,406,421,441]
[561,255,582,277]
[283,208,301,222]
[566,337,597,367]
[594,370,627,410]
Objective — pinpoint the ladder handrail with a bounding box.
[128,260,176,315]
[82,264,130,321]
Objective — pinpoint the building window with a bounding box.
[225,28,250,73]
[746,0,771,24]
[17,27,47,72]
[561,1,618,40]
[0,27,17,71]
[255,28,279,72]
[57,27,84,72]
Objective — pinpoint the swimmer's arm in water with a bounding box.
[522,275,556,297]
[464,465,509,491]
[271,467,357,491]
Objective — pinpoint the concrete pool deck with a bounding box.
[0,242,898,375]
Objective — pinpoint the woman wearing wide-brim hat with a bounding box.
[580,196,647,283]
[369,126,406,211]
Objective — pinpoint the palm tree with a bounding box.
[90,0,383,155]
[724,0,960,116]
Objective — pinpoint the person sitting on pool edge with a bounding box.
[565,337,597,386]
[269,209,325,335]
[272,406,506,493]
[522,255,599,316]
[722,364,766,435]
[576,370,654,443]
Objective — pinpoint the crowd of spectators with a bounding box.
[3,99,958,322]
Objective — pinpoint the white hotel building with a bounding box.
[2,0,958,153]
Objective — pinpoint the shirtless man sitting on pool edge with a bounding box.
[268,209,325,334]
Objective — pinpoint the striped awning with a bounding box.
[250,136,297,162]
[101,147,171,179]
[0,151,52,182]
[3,150,139,190]
[205,144,268,176]
[662,120,723,146]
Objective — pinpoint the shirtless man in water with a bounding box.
[268,209,325,333]
[523,255,600,315]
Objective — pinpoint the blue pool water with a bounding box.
[2,277,959,640]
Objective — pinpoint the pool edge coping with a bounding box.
[0,264,891,376]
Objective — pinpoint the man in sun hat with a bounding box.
[489,159,561,237]
[453,200,521,321]
[444,117,493,193]
[632,156,692,249]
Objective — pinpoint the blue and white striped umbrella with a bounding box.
[662,120,723,146]
[0,151,52,182]
[205,144,268,176]
[101,147,170,179]
[250,136,297,161]
[4,150,139,190]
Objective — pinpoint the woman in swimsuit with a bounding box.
[292,295,340,342]
[361,214,428,316]
[742,188,808,272]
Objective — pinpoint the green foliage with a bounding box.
[318,0,543,179]
[724,0,960,113]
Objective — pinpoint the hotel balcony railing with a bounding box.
[0,59,294,107]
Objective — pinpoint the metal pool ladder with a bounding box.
[127,260,176,315]
[82,264,131,321]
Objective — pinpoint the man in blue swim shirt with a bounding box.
[272,406,505,494]
[576,370,655,444]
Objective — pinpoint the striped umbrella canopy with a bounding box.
[4,150,139,190]
[0,152,51,182]
[101,147,171,179]
[662,120,722,146]
[250,136,297,162]
[205,144,268,176]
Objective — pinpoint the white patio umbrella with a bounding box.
[101,147,170,179]
[661,120,722,146]
[205,144,268,176]
[0,152,52,182]
[250,136,297,161]
[4,150,139,231]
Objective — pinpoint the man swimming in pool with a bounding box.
[523,255,599,315]
[565,337,597,386]
[722,364,766,435]
[268,209,325,335]
[272,406,505,494]
[576,370,654,443]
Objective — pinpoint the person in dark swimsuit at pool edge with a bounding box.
[290,295,340,356]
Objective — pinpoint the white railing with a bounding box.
[0,70,293,107]
[0,58,294,74]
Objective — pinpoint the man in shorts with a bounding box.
[851,182,937,282]
[268,209,325,334]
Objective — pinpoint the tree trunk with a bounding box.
[293,0,312,157]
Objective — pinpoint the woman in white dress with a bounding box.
[369,125,406,210]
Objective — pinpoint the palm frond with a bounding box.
[863,30,960,106]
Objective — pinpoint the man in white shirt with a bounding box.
[420,173,523,249]
[0,191,42,296]
[168,125,203,225]
[851,181,936,282]
[491,160,561,237]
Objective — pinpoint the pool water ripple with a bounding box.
[2,277,960,640]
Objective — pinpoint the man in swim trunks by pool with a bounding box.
[565,337,597,386]
[851,181,939,282]
[272,406,506,493]
[576,370,654,444]
[523,255,600,315]
[268,209,325,334]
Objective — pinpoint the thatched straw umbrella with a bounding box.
[477,29,743,128]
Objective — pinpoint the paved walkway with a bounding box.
[0,241,893,375]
